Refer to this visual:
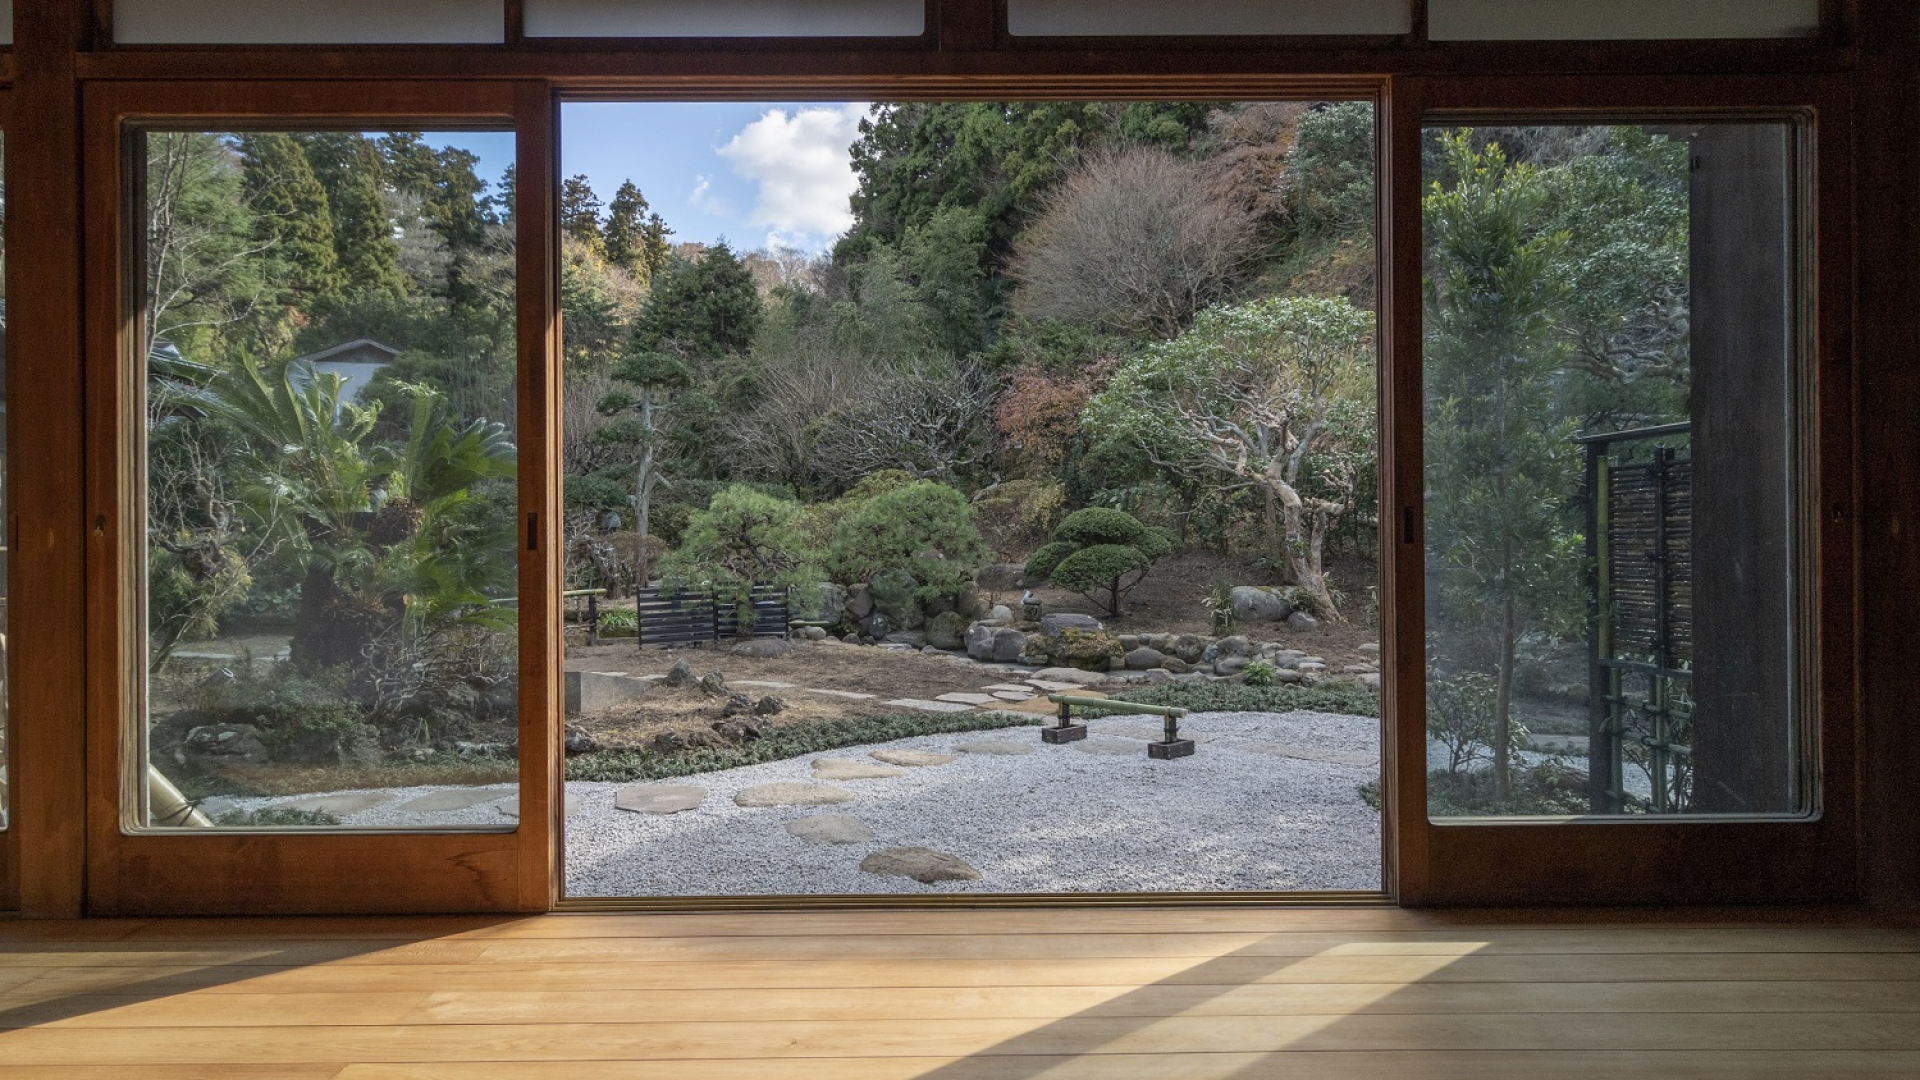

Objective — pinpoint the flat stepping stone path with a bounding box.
[956,739,1034,757]
[1032,667,1111,686]
[991,690,1035,701]
[1074,738,1141,756]
[614,784,706,814]
[870,749,957,767]
[811,759,906,780]
[397,788,512,812]
[884,698,975,714]
[860,846,981,884]
[734,782,855,808]
[981,683,1040,693]
[786,814,875,845]
[1026,679,1089,692]
[1240,743,1378,767]
[935,692,998,705]
[276,792,395,815]
[798,688,876,700]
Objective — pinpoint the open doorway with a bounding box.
[556,99,1387,898]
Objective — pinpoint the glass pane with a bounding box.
[1010,0,1409,37]
[0,2,12,47]
[559,100,1382,898]
[138,129,520,830]
[114,0,505,45]
[526,0,922,38]
[1428,0,1817,40]
[1423,122,1807,819]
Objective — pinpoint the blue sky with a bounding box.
[560,102,869,254]
[433,103,869,253]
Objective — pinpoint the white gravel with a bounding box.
[208,709,1385,895]
[566,709,1382,896]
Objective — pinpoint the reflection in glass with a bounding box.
[139,130,519,829]
[1423,122,1805,819]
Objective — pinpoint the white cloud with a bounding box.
[717,104,865,242]
[687,174,731,216]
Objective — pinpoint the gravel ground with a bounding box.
[206,709,1385,895]
[565,709,1382,896]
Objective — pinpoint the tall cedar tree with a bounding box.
[298,133,410,302]
[604,180,674,286]
[560,174,606,253]
[234,132,341,350]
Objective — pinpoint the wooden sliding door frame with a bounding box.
[0,85,15,914]
[81,79,561,916]
[1387,74,1860,906]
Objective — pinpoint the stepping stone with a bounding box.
[615,784,706,814]
[799,688,876,700]
[1074,738,1140,757]
[786,814,875,845]
[275,792,395,815]
[956,739,1033,757]
[885,698,975,714]
[870,750,957,767]
[397,788,512,812]
[731,680,796,688]
[812,759,906,780]
[981,683,1039,693]
[861,847,980,884]
[1025,679,1086,692]
[935,692,998,705]
[496,792,582,819]
[992,690,1034,702]
[1239,743,1379,767]
[1032,667,1111,686]
[734,782,855,808]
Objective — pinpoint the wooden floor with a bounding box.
[1,907,1918,1078]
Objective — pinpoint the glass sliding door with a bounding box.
[85,81,555,916]
[135,126,523,832]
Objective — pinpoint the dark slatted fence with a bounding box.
[633,584,789,648]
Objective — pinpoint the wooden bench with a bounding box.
[1044,693,1194,759]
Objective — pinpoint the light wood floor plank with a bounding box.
[329,1051,1920,1080]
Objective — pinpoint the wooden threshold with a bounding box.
[2,908,1918,1077]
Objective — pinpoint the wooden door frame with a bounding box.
[0,85,15,914]
[1386,73,1860,906]
[80,79,561,916]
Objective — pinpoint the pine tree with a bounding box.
[560,174,605,254]
[234,132,342,346]
[631,241,762,359]
[298,133,409,302]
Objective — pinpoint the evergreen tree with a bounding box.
[560,174,605,253]
[603,180,674,285]
[1424,131,1584,800]
[234,132,341,346]
[631,241,762,359]
[298,133,409,302]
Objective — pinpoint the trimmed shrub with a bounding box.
[1028,506,1167,617]
[826,481,990,601]
[1023,541,1076,582]
[1050,544,1150,616]
[1053,506,1148,548]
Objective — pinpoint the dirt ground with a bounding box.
[566,551,1382,752]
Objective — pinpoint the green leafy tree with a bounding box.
[1083,295,1374,620]
[299,133,410,303]
[235,132,341,351]
[1023,506,1170,617]
[825,481,990,601]
[560,174,605,253]
[1424,131,1585,799]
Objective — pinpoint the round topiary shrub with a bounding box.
[1050,544,1151,612]
[1028,507,1170,617]
[1053,507,1148,549]
[1024,541,1076,582]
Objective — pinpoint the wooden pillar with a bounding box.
[1687,124,1797,815]
[6,0,91,916]
[1854,1,1920,906]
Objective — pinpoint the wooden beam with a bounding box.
[8,0,91,918]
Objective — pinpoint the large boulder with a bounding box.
[993,629,1033,663]
[730,637,792,659]
[179,723,271,770]
[965,621,998,660]
[1040,612,1104,638]
[883,630,929,648]
[1287,611,1320,631]
[926,610,968,651]
[860,612,892,640]
[847,584,875,619]
[1125,646,1166,670]
[986,604,1015,624]
[1202,635,1253,664]
[1230,586,1293,623]
[869,569,925,630]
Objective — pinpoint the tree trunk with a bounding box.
[1493,584,1517,802]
